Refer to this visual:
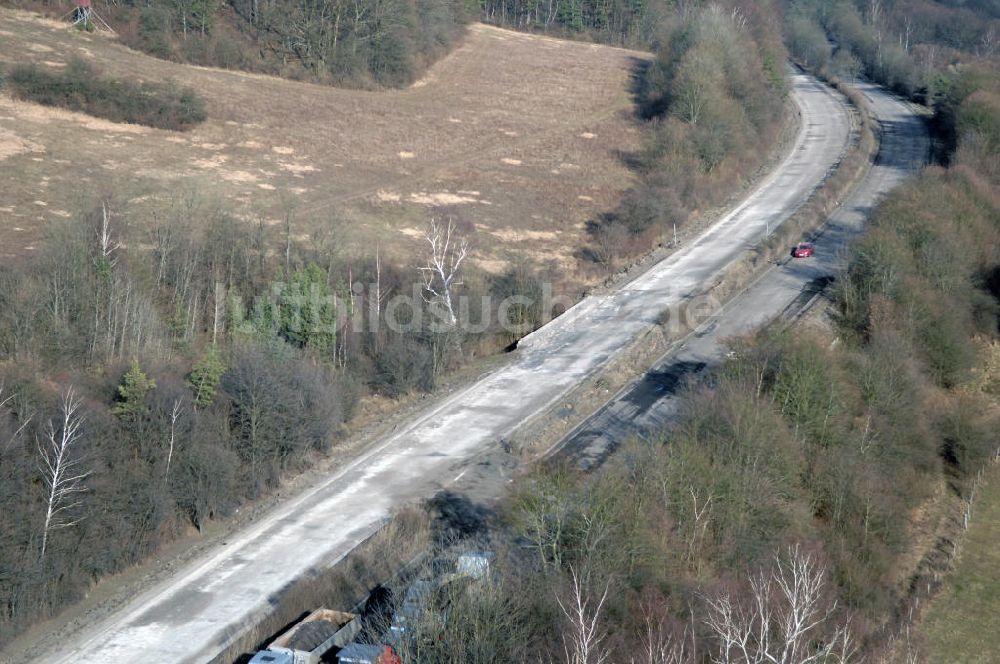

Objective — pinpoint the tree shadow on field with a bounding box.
[577,56,674,269]
[628,56,668,120]
[613,56,664,172]
[574,213,615,264]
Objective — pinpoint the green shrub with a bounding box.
[6,59,206,131]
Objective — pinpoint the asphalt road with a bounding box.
[552,82,929,470]
[39,72,863,663]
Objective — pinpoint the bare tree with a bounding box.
[868,0,885,67]
[676,0,699,19]
[729,6,748,31]
[1,383,31,451]
[900,15,913,52]
[38,387,90,560]
[592,221,629,270]
[418,218,469,327]
[633,612,690,664]
[373,242,391,321]
[703,545,856,664]
[686,485,713,565]
[165,398,184,481]
[979,25,998,57]
[558,568,611,664]
[212,281,226,346]
[96,201,121,268]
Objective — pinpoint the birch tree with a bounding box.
[703,545,856,664]
[633,610,690,664]
[1,383,30,451]
[38,387,90,560]
[165,398,183,480]
[418,218,469,328]
[558,568,611,664]
[90,203,160,361]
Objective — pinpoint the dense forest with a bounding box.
[0,0,470,86]
[478,0,663,45]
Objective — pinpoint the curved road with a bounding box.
[552,82,928,468]
[40,72,869,663]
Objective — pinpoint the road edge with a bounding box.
[512,72,878,461]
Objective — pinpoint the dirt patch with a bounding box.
[490,228,559,242]
[0,126,44,160]
[407,191,483,206]
[277,162,318,174]
[192,155,228,169]
[475,257,508,273]
[221,170,259,184]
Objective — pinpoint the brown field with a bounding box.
[0,9,648,279]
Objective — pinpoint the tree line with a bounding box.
[784,0,1000,106]
[0,0,469,87]
[584,0,789,270]
[0,185,566,645]
[477,0,662,46]
[4,58,207,131]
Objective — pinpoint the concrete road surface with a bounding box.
[552,82,928,469]
[40,72,866,663]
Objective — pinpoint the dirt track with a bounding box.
[0,11,646,278]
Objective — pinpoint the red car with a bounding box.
[792,242,815,258]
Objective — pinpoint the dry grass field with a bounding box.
[917,464,1000,663]
[0,9,648,279]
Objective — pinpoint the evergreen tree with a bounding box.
[113,358,156,418]
[187,347,226,408]
[233,263,337,352]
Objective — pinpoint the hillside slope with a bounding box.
[0,11,645,278]
[28,67,852,664]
